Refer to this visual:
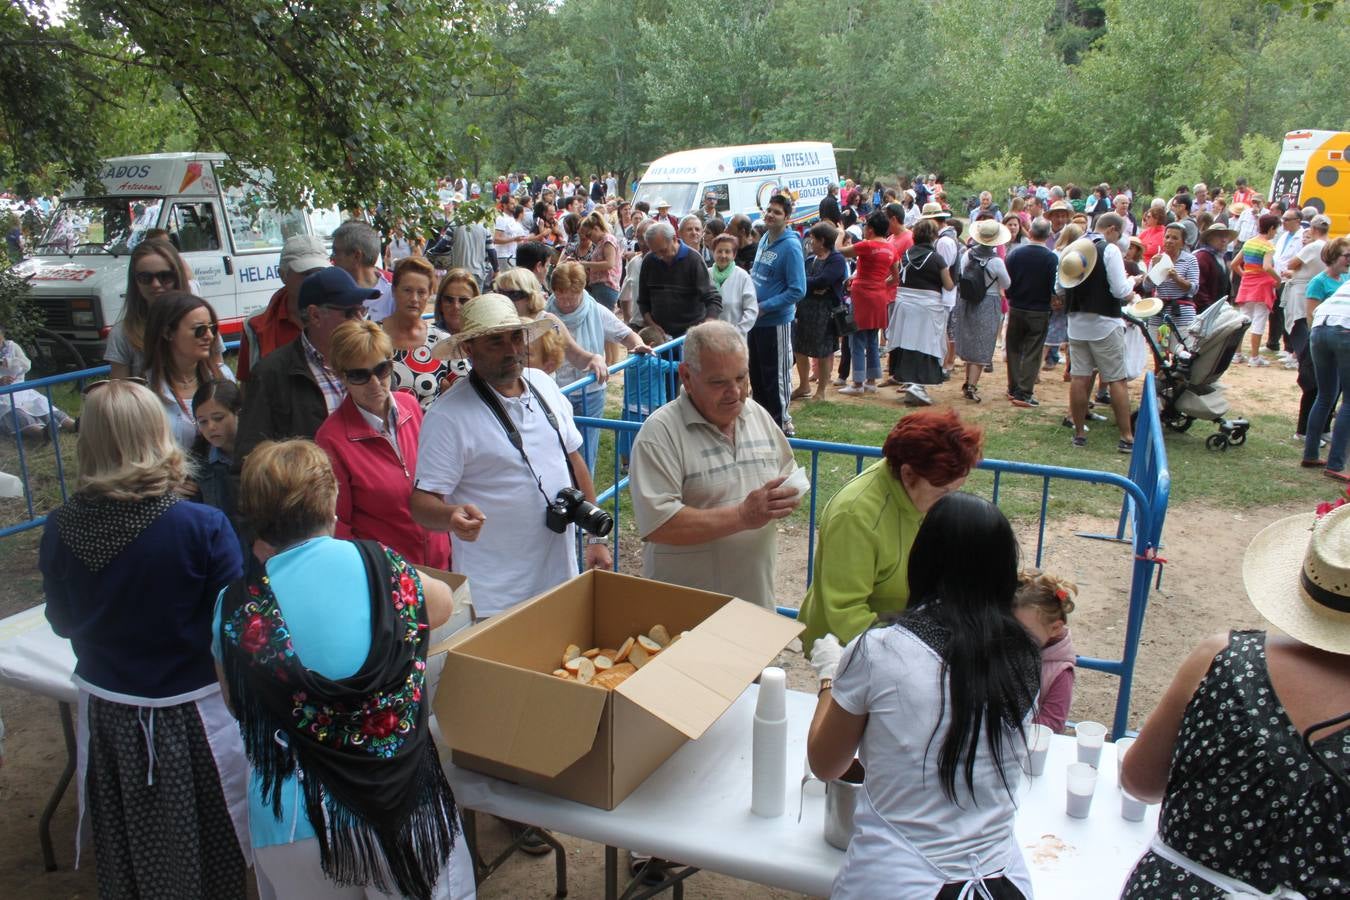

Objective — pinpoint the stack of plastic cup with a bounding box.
[1065,762,1097,818]
[1075,721,1107,767]
[1114,736,1136,782]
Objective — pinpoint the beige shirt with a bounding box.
[629,392,793,609]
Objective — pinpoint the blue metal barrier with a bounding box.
[566,367,1171,738]
[0,340,242,539]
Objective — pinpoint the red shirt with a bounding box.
[314,391,450,568]
[850,239,896,329]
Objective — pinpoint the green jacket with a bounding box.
[799,460,924,655]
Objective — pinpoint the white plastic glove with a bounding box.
[809,633,843,685]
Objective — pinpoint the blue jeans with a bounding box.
[850,328,881,382]
[570,388,606,473]
[1305,324,1350,469]
[588,283,619,310]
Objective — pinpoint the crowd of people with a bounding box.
[1,167,1345,900]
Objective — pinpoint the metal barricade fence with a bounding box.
[566,365,1170,738]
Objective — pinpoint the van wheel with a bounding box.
[28,328,87,379]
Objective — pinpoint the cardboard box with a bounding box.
[432,569,803,810]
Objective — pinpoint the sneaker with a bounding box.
[1248,356,1271,367]
[862,383,879,393]
[1023,395,1040,407]
[1087,411,1108,422]
[1094,390,1110,405]
[1277,350,1292,361]
[1010,395,1033,408]
[1117,438,1135,454]
[1233,354,1247,365]
[838,384,865,395]
[1283,359,1299,370]
[1072,435,1088,448]
[903,384,933,406]
[1061,417,1089,433]
[832,377,848,387]
[1302,458,1327,468]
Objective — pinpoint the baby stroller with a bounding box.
[1126,298,1251,450]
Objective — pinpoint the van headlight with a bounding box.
[71,298,96,327]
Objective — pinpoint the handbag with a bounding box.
[831,302,858,336]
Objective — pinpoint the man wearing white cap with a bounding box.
[237,234,329,381]
[1061,212,1135,453]
[410,294,611,617]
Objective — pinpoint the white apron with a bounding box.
[74,680,252,868]
[832,780,1033,900]
[885,287,949,359]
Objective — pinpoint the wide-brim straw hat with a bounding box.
[1242,505,1350,654]
[1047,200,1073,216]
[1125,297,1163,319]
[969,219,1012,247]
[431,293,557,361]
[1057,237,1099,289]
[1201,223,1238,242]
[918,202,951,220]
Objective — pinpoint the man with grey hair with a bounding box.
[238,234,329,380]
[330,219,394,321]
[629,320,799,609]
[972,190,1002,222]
[1004,218,1059,407]
[637,221,722,338]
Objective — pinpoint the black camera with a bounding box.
[545,487,613,537]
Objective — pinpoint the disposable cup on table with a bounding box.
[1120,789,1147,822]
[1075,721,1107,767]
[1114,737,1136,781]
[1026,724,1052,776]
[1065,762,1097,819]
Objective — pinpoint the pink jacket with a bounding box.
[315,391,450,569]
[1033,628,1077,733]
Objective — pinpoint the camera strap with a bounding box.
[468,369,579,496]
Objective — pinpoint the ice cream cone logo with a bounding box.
[179,162,204,192]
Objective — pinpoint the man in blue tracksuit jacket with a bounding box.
[750,193,806,432]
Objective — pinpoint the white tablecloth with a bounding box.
[1,608,1157,897]
[444,685,1158,898]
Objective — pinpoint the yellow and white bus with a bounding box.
[1270,130,1350,236]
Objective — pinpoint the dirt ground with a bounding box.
[0,349,1312,899]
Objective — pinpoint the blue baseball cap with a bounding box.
[298,266,381,309]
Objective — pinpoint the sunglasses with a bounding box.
[82,375,148,395]
[440,293,474,305]
[191,322,220,340]
[324,305,369,320]
[500,289,530,302]
[134,269,178,287]
[344,360,393,385]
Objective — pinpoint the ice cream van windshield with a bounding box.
[36,196,164,257]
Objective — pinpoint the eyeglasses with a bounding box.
[134,269,177,287]
[191,322,220,340]
[344,360,393,384]
[82,376,148,395]
[324,305,369,320]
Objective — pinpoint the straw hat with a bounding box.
[918,202,951,220]
[431,293,557,361]
[1125,297,1163,319]
[969,219,1012,247]
[1242,505,1350,654]
[653,197,671,209]
[1047,200,1073,216]
[1200,222,1238,243]
[1057,237,1099,289]
[1228,202,1249,218]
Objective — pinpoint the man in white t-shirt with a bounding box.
[410,294,611,616]
[493,204,529,269]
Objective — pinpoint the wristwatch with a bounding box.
[586,536,609,546]
[818,678,833,694]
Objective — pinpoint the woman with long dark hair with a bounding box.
[108,237,194,378]
[808,492,1039,899]
[142,291,234,448]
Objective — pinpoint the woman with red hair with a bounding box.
[798,408,983,655]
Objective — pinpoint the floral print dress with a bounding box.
[1122,630,1349,898]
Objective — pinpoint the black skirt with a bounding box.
[793,293,839,358]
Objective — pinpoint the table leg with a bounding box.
[605,845,619,900]
[39,701,76,872]
[463,811,568,898]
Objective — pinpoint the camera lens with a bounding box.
[574,499,613,537]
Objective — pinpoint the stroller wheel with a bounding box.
[1165,415,1195,433]
[1228,430,1247,447]
[1206,434,1229,451]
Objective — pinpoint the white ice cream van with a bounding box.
[634,142,839,225]
[14,152,341,368]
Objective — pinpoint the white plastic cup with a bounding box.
[1120,789,1147,822]
[1065,762,1097,819]
[1075,721,1107,767]
[1026,724,1052,776]
[1114,737,1136,782]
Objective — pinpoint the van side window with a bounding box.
[167,202,222,253]
[224,184,307,253]
[706,183,730,213]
